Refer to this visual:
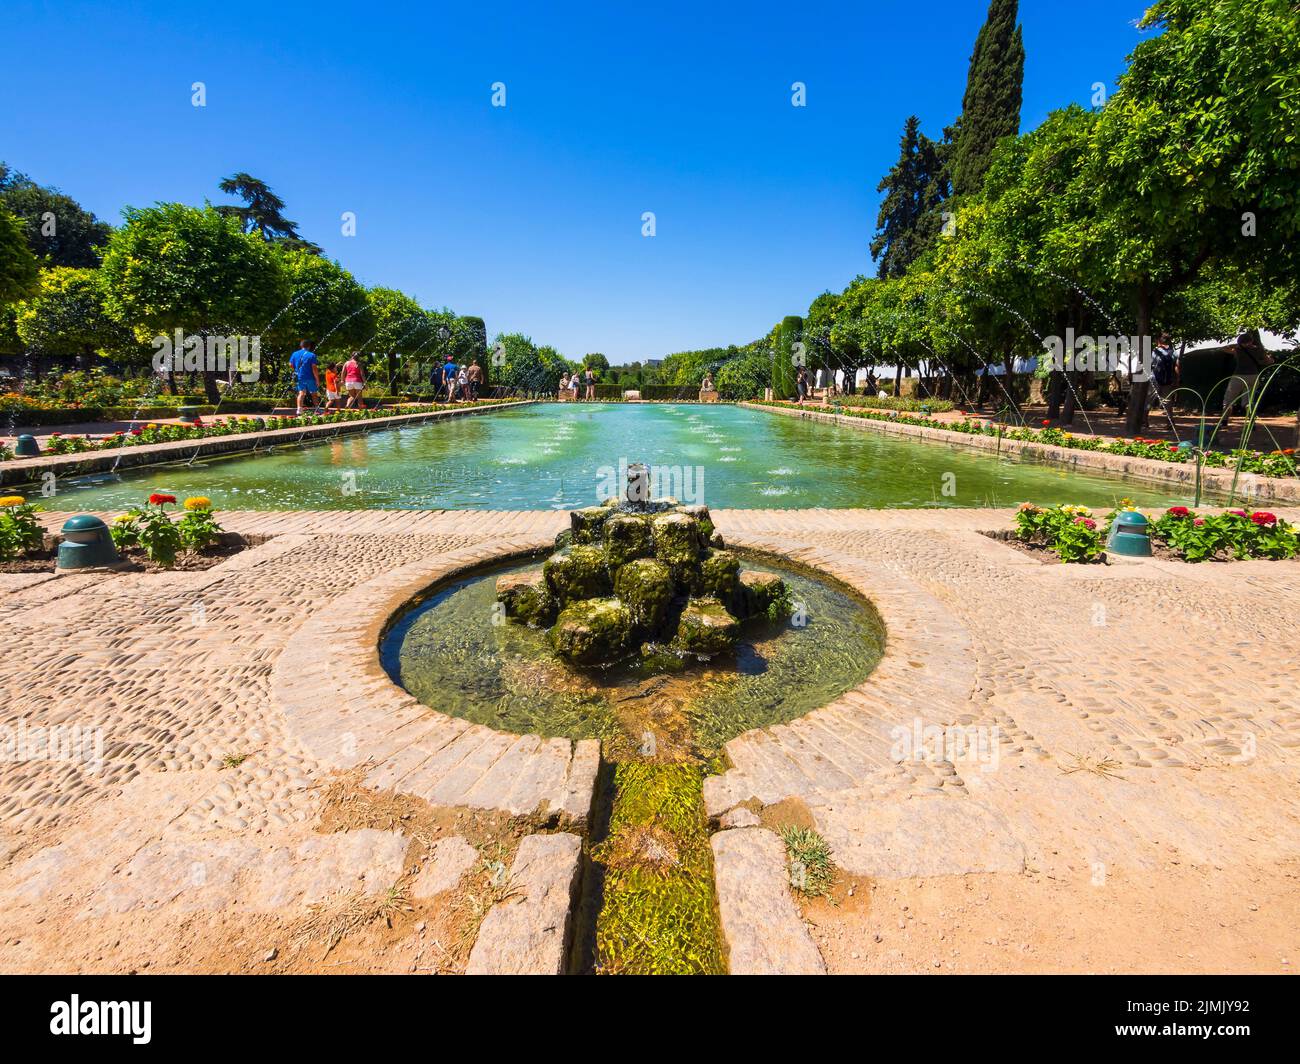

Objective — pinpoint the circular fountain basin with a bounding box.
[380,552,885,765]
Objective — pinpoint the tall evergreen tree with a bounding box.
[215,173,322,254]
[871,116,944,279]
[951,0,1025,198]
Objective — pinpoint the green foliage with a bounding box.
[836,394,955,413]
[266,246,371,360]
[215,172,319,253]
[0,497,44,556]
[1013,503,1105,563]
[14,266,136,359]
[593,762,724,975]
[177,505,225,552]
[0,206,40,304]
[872,116,948,279]
[98,204,289,400]
[771,315,802,399]
[951,0,1025,197]
[780,825,835,898]
[0,162,113,267]
[1148,507,1299,562]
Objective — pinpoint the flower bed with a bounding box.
[754,400,1299,480]
[0,492,258,574]
[1005,501,1299,563]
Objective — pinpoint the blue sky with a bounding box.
[1,0,1154,362]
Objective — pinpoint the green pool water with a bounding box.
[36,402,1200,511]
[380,555,884,762]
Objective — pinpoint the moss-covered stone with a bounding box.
[552,528,573,551]
[544,545,613,605]
[651,511,701,567]
[571,506,612,544]
[495,570,557,626]
[676,503,715,542]
[549,597,634,666]
[640,643,687,673]
[671,598,740,657]
[739,569,789,620]
[603,513,655,568]
[613,557,676,632]
[700,549,740,605]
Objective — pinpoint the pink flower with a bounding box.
[1075,517,1097,530]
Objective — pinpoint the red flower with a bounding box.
[1194,518,1205,527]
[1226,509,1248,518]
[129,428,142,436]
[1250,512,1277,527]
[1075,517,1097,530]
[148,493,177,506]
[1041,419,1051,427]
[1167,506,1191,519]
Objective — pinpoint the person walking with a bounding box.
[795,365,810,405]
[440,354,458,403]
[584,366,596,400]
[290,340,321,416]
[467,359,484,400]
[455,364,469,402]
[1223,332,1272,421]
[342,351,366,408]
[324,364,341,411]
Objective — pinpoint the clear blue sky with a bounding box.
[1,0,1153,362]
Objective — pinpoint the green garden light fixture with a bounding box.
[1107,511,1152,558]
[14,434,40,457]
[57,515,121,570]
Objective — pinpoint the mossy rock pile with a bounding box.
[496,499,792,666]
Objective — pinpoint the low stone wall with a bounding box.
[0,401,533,489]
[743,401,1300,504]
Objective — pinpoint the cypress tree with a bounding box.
[951,0,1025,198]
[771,316,803,399]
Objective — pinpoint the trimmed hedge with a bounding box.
[836,394,956,414]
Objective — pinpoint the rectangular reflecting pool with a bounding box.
[35,403,1205,511]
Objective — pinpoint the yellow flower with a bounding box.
[183,496,213,511]
[114,513,135,523]
[0,495,25,507]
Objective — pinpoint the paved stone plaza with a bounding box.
[1,507,1297,973]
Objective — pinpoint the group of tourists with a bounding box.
[289,341,367,416]
[432,354,484,403]
[558,367,597,400]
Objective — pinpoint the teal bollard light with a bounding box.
[1107,511,1153,558]
[14,434,40,457]
[57,515,121,570]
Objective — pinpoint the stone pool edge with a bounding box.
[0,399,536,488]
[742,401,1300,504]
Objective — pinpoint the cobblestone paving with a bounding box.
[2,506,1298,971]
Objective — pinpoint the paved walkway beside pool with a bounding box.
[1,507,1297,973]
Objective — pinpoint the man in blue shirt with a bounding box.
[290,340,321,415]
[440,354,458,402]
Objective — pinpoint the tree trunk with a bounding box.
[201,369,221,404]
[893,364,902,397]
[1126,279,1153,434]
